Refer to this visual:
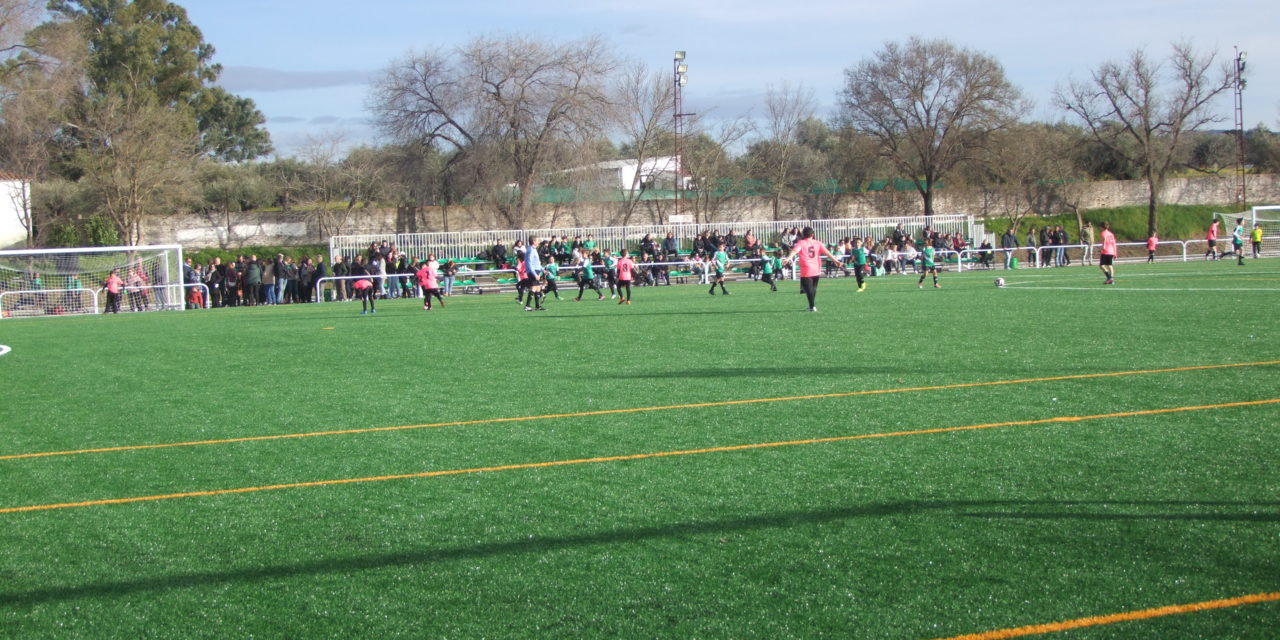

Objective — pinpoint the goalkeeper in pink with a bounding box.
[784,227,841,312]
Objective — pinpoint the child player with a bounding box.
[1146,232,1158,263]
[543,256,562,301]
[709,243,730,295]
[851,237,868,292]
[1099,220,1117,284]
[416,256,445,310]
[574,255,604,301]
[1232,217,1246,265]
[1205,217,1220,260]
[784,227,840,312]
[615,249,635,305]
[917,241,940,289]
[1251,223,1263,259]
[758,247,779,292]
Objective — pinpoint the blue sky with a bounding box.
[179,0,1279,158]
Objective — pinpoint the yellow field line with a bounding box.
[2,398,1276,515]
[934,591,1280,640]
[4,360,1278,462]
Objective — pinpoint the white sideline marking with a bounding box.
[1004,285,1280,292]
[0,345,10,356]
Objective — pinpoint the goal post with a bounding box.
[0,244,185,319]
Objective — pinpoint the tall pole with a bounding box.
[1233,47,1247,207]
[674,51,687,219]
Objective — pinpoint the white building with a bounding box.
[0,171,31,249]
[565,156,690,191]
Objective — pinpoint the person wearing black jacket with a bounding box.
[297,257,315,302]
[312,254,328,302]
[1000,229,1018,269]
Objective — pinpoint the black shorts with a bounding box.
[1208,239,1217,248]
[520,276,540,289]
[1100,254,1114,266]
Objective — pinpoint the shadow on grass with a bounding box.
[2,499,1276,606]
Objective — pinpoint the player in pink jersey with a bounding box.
[103,269,124,313]
[416,255,445,310]
[1205,218,1219,260]
[1099,221,1117,285]
[1146,232,1158,263]
[614,250,636,305]
[784,227,841,312]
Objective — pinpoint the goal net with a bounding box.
[1250,205,1280,241]
[0,244,185,318]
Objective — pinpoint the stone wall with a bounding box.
[141,174,1280,248]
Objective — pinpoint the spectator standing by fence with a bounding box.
[1000,228,1017,269]
[1082,222,1095,265]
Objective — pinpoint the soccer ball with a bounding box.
[994,277,1006,288]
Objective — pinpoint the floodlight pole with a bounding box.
[1233,47,1247,207]
[673,51,693,219]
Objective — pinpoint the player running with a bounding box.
[784,227,840,312]
[416,256,445,310]
[543,256,562,300]
[709,243,730,296]
[1232,218,1246,265]
[574,254,604,301]
[758,247,780,292]
[851,237,868,292]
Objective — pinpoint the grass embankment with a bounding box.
[983,204,1243,242]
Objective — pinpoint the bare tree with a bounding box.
[0,2,83,246]
[966,123,1081,232]
[294,132,358,238]
[839,36,1023,218]
[75,93,200,244]
[750,82,818,220]
[612,61,673,225]
[684,118,752,224]
[369,35,617,229]
[1056,42,1233,235]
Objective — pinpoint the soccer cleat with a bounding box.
[917,283,923,289]
[360,310,366,315]
[625,300,631,305]
[934,283,940,288]
[1104,279,1114,285]
[524,306,533,311]
[808,307,817,312]
[618,299,625,305]
[597,296,604,301]
[857,284,866,292]
[535,306,546,311]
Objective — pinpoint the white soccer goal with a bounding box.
[0,244,185,319]
[1250,205,1280,238]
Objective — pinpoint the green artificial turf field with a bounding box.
[1,259,1277,638]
